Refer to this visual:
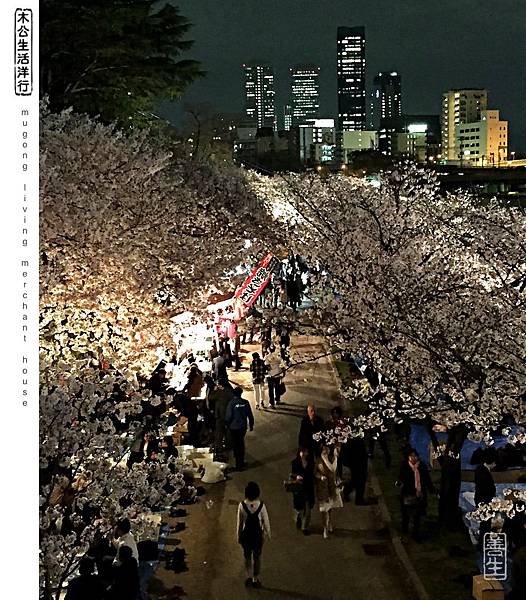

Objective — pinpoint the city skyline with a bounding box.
[163,0,526,152]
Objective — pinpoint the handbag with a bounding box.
[402,494,419,506]
[283,479,303,493]
[278,381,286,396]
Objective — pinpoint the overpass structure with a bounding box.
[433,165,526,205]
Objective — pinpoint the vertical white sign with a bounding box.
[0,2,39,597]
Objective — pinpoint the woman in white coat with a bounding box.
[315,444,343,538]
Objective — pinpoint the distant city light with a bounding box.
[408,124,427,134]
[314,118,335,128]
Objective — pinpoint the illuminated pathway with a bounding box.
[150,336,417,600]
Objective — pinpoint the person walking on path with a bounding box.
[250,352,267,410]
[225,387,254,471]
[236,481,271,588]
[396,448,435,542]
[279,328,291,364]
[342,436,369,505]
[315,444,343,539]
[264,346,284,408]
[298,405,325,457]
[290,447,316,535]
[212,380,233,456]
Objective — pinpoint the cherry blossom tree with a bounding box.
[40,108,281,374]
[39,364,189,600]
[248,165,526,439]
[39,108,284,597]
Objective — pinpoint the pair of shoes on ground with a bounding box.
[255,404,267,410]
[245,577,262,588]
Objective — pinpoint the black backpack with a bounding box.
[239,501,264,547]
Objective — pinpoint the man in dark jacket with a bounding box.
[250,352,267,409]
[474,448,497,546]
[106,545,139,600]
[212,350,228,382]
[65,557,105,600]
[511,539,526,599]
[298,405,324,457]
[342,436,369,505]
[474,448,497,506]
[225,387,255,470]
[213,381,234,455]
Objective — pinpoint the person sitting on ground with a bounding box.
[106,544,140,600]
[237,481,271,589]
[298,404,325,457]
[64,557,105,600]
[112,518,139,564]
[147,368,169,397]
[160,435,179,459]
[127,431,159,468]
[184,364,204,399]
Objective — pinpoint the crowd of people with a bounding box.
[64,519,143,600]
[57,266,526,597]
[254,252,311,312]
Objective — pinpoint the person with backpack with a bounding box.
[225,387,254,470]
[236,481,271,588]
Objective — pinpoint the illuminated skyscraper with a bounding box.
[370,71,402,130]
[243,63,276,129]
[441,89,488,161]
[290,65,320,127]
[283,104,293,131]
[337,26,366,132]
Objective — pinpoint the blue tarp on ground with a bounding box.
[409,423,524,470]
[459,481,526,591]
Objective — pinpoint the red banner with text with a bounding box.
[234,253,280,312]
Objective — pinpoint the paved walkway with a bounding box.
[150,337,416,600]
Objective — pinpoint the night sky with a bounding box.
[161,0,526,152]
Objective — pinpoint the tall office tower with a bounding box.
[370,71,402,130]
[337,26,366,132]
[441,89,488,161]
[243,63,276,129]
[283,104,293,131]
[290,65,320,127]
